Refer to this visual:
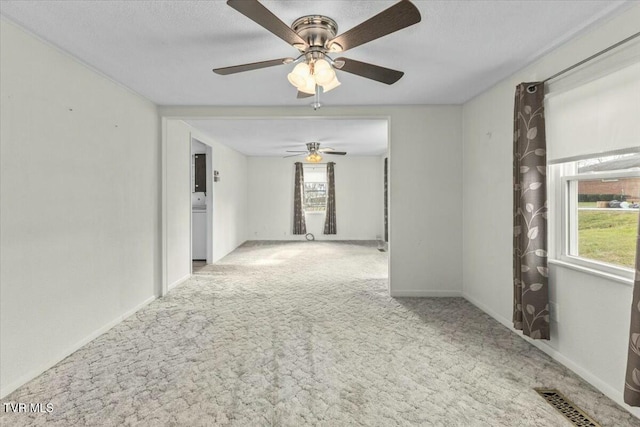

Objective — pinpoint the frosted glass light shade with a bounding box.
[314,59,331,72]
[313,59,335,85]
[306,153,322,163]
[287,62,310,89]
[287,60,340,96]
[299,76,316,95]
[321,75,341,93]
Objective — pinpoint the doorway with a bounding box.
[190,138,213,274]
[162,116,390,296]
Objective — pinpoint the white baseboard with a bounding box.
[462,292,640,419]
[246,237,378,241]
[168,274,191,291]
[0,295,157,399]
[211,240,248,264]
[390,290,462,297]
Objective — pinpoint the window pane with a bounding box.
[575,177,640,268]
[304,182,326,212]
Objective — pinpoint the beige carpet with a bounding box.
[1,241,636,426]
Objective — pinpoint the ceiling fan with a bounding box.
[284,142,346,163]
[213,0,421,104]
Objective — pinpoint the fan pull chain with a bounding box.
[312,83,322,110]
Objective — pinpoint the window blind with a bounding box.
[545,39,640,162]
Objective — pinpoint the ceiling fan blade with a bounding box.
[297,91,314,99]
[285,150,308,153]
[284,153,306,158]
[213,58,293,75]
[327,0,421,53]
[324,151,347,156]
[335,57,404,84]
[227,0,308,49]
[318,148,335,152]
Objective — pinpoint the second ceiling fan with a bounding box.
[213,0,421,99]
[285,142,346,163]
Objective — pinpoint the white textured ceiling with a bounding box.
[0,0,632,107]
[0,1,632,156]
[185,119,388,156]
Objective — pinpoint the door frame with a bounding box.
[160,114,391,297]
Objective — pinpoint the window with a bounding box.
[553,150,640,278]
[303,165,327,212]
[304,182,327,212]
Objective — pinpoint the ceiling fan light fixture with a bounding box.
[321,75,341,93]
[313,58,331,72]
[314,64,336,86]
[306,152,323,163]
[287,62,311,88]
[287,73,305,89]
[299,77,316,94]
[214,0,422,109]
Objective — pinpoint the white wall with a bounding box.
[159,106,463,298]
[248,156,383,240]
[461,4,640,417]
[164,120,192,289]
[0,19,160,397]
[205,132,249,263]
[163,121,248,287]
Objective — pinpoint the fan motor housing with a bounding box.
[306,142,321,153]
[291,15,338,49]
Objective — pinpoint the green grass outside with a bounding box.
[578,209,639,268]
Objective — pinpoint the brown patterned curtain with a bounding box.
[323,162,336,235]
[624,214,640,406]
[513,82,549,340]
[293,162,306,235]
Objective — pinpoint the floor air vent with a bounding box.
[534,389,601,427]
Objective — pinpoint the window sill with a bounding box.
[304,211,326,215]
[548,258,634,287]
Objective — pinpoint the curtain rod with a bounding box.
[542,31,640,84]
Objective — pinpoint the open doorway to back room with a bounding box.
[163,117,390,293]
[190,138,212,274]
